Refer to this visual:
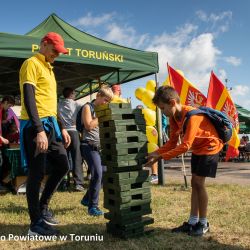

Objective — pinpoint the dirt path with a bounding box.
[161,158,250,186]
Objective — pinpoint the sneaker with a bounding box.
[28,219,60,236]
[80,197,89,207]
[172,222,193,233]
[75,184,84,192]
[150,174,158,184]
[41,208,59,226]
[189,222,210,236]
[88,207,104,216]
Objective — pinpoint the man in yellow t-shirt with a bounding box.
[111,84,129,103]
[19,32,71,236]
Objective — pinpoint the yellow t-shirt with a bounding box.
[19,53,57,120]
[111,95,129,103]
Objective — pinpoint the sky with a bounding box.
[1,0,250,108]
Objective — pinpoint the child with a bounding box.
[80,85,113,216]
[145,86,223,236]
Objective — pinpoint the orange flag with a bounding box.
[206,71,240,160]
[167,64,207,107]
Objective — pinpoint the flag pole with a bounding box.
[179,136,188,189]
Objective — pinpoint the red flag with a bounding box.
[207,71,240,160]
[167,64,207,107]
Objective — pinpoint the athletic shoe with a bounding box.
[41,208,59,226]
[172,222,193,233]
[75,185,84,192]
[150,175,158,184]
[80,197,89,207]
[28,219,60,236]
[189,222,210,236]
[88,207,104,216]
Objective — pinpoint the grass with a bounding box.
[0,182,249,250]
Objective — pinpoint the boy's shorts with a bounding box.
[191,153,219,178]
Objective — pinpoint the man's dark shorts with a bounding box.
[191,153,219,178]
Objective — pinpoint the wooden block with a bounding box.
[102,158,147,168]
[104,186,151,201]
[104,191,151,204]
[102,145,147,156]
[95,103,132,112]
[98,114,145,123]
[103,170,150,186]
[100,134,147,144]
[103,181,150,192]
[103,176,150,188]
[105,202,152,216]
[99,119,145,128]
[106,165,143,173]
[102,141,147,150]
[102,152,147,162]
[106,216,154,239]
[107,216,154,231]
[99,124,146,133]
[100,130,146,139]
[104,213,151,225]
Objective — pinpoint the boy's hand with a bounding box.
[144,152,161,168]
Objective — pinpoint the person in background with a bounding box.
[58,87,84,191]
[5,121,19,144]
[80,85,113,216]
[19,32,71,236]
[0,96,14,192]
[111,84,128,103]
[145,86,223,236]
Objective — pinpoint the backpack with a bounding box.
[183,106,233,143]
[76,102,95,132]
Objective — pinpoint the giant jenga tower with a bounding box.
[95,102,154,239]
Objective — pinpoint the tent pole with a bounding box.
[155,73,165,185]
[90,81,93,101]
[117,69,120,84]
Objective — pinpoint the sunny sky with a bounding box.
[1,0,249,108]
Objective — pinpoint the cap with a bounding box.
[42,32,68,54]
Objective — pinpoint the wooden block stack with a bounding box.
[96,103,154,239]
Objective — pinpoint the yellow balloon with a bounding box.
[176,69,184,76]
[135,87,146,101]
[147,142,159,153]
[141,90,156,111]
[146,80,156,92]
[146,126,158,144]
[142,108,156,126]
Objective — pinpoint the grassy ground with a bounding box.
[0,182,249,250]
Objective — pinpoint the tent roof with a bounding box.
[0,13,158,98]
[236,104,250,134]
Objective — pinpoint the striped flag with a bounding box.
[206,71,240,160]
[167,64,207,107]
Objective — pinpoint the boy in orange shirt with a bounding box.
[145,86,223,236]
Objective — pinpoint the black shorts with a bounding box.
[191,153,219,178]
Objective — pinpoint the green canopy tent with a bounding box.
[0,13,158,98]
[236,104,250,134]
